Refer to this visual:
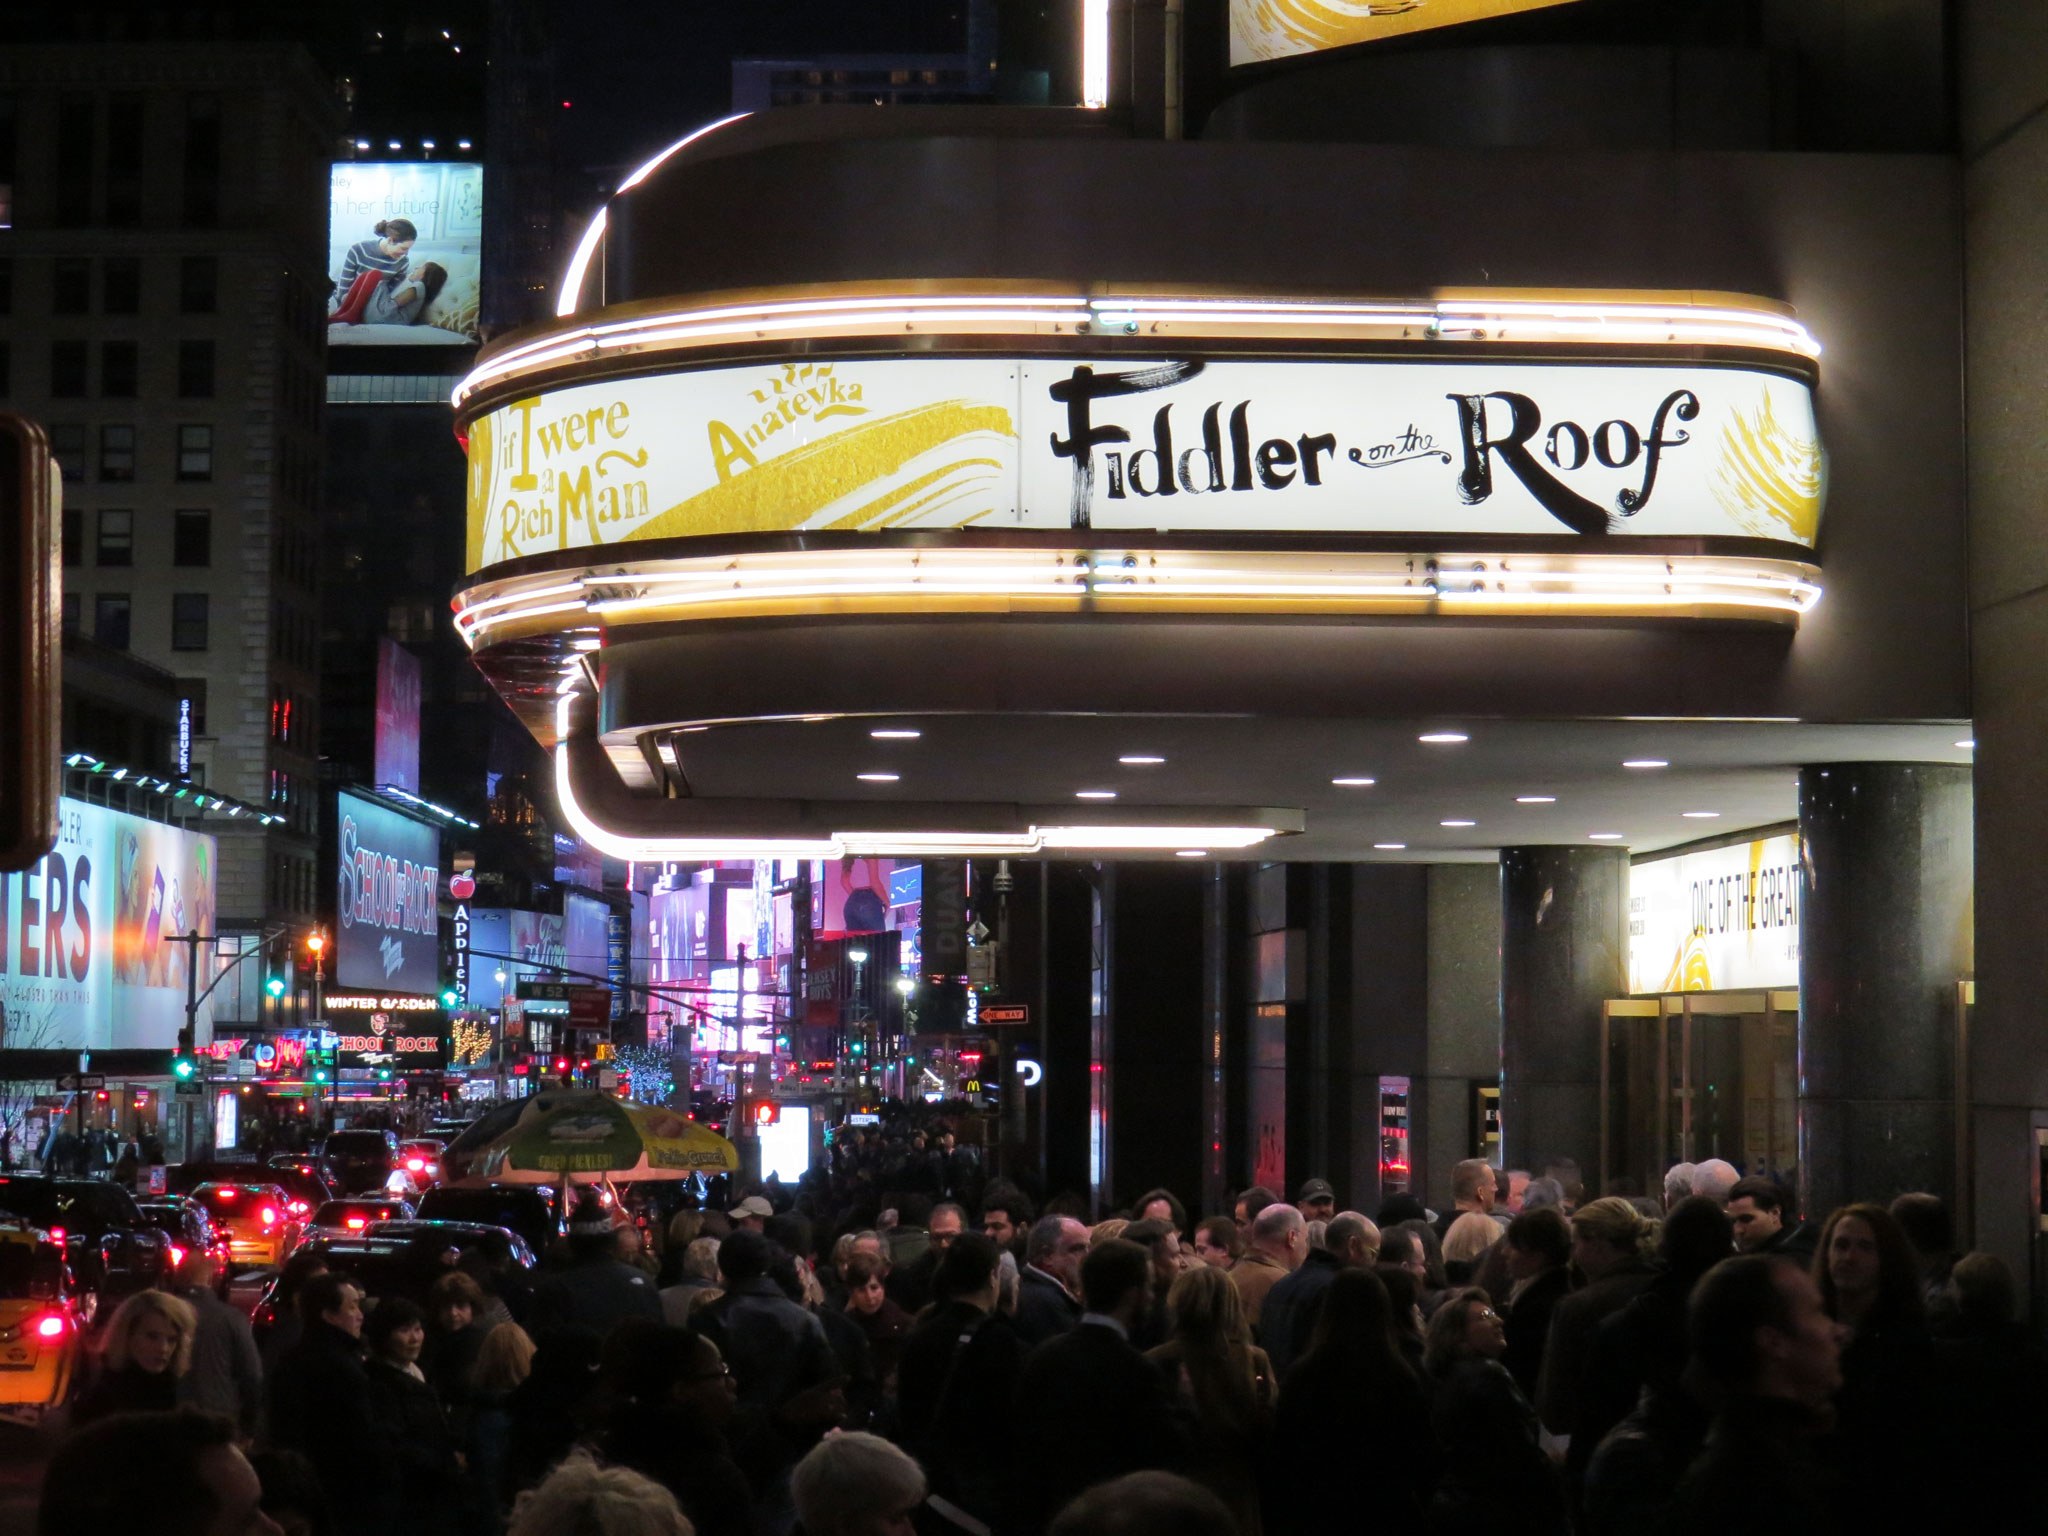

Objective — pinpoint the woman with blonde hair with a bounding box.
[1145,1263,1274,1533]
[72,1288,196,1425]
[1535,1196,1658,1439]
[1088,1217,1130,1247]
[469,1321,536,1517]
[1442,1211,1504,1285]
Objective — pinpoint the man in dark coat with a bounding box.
[529,1195,663,1340]
[1011,1238,1193,1533]
[267,1272,388,1535]
[1014,1214,1088,1345]
[1259,1210,1377,1376]
[1729,1176,1816,1265]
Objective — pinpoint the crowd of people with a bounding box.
[32,1142,2048,1536]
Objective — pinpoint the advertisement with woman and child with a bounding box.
[327,160,484,345]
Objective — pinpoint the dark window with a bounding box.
[93,594,131,650]
[95,509,132,567]
[49,424,85,482]
[182,95,220,227]
[101,257,139,315]
[53,258,89,315]
[179,256,216,315]
[50,341,87,397]
[0,95,15,228]
[0,341,8,397]
[98,424,135,482]
[61,509,82,567]
[173,509,211,567]
[177,340,214,398]
[104,94,142,226]
[100,341,136,398]
[61,593,80,635]
[171,593,209,651]
[178,679,207,735]
[177,425,212,481]
[55,97,93,228]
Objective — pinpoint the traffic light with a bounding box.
[311,1066,331,1084]
[304,930,326,971]
[0,413,59,873]
[375,1067,392,1081]
[439,986,460,1008]
[752,1102,780,1127]
[266,975,286,1000]
[172,1054,197,1081]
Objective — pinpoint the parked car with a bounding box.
[0,1176,172,1310]
[414,1184,560,1257]
[0,1220,85,1426]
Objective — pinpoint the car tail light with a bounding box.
[169,1244,187,1266]
[406,1158,424,1172]
[216,1188,237,1199]
[345,1216,367,1230]
[48,1226,66,1249]
[288,1200,309,1216]
[34,1314,66,1340]
[260,1207,278,1227]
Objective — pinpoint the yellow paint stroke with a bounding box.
[1661,934,1714,994]
[881,475,1001,528]
[1236,0,1581,62]
[629,402,1015,542]
[465,409,497,571]
[821,458,1004,530]
[1711,388,1823,544]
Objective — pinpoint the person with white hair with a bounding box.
[1662,1162,1698,1211]
[1689,1159,1741,1205]
[1229,1202,1306,1329]
[790,1431,927,1536]
[506,1449,694,1536]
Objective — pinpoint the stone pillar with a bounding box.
[1797,763,1973,1221]
[1500,848,1628,1181]
[1425,865,1504,1208]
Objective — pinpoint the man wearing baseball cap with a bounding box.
[1296,1178,1338,1224]
[728,1194,773,1232]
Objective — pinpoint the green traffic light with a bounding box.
[377,1068,392,1081]
[313,1068,330,1083]
[265,976,286,999]
[439,987,459,1008]
[172,1056,195,1081]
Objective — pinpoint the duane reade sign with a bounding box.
[464,356,1822,572]
[1628,833,1804,995]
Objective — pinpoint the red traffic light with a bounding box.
[752,1102,780,1126]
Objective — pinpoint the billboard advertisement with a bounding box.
[1628,833,1803,994]
[373,639,422,793]
[564,893,612,987]
[335,791,441,996]
[465,355,1822,572]
[1230,0,1584,67]
[327,161,483,345]
[0,798,218,1049]
[325,993,449,1071]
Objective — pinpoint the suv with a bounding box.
[321,1129,400,1195]
[0,1177,171,1309]
[414,1184,560,1256]
[251,1221,536,1323]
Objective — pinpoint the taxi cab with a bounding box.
[0,1220,81,1424]
[191,1182,301,1269]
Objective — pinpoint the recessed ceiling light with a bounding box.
[1682,811,1721,819]
[1589,832,1625,840]
[1120,754,1166,765]
[1075,789,1117,800]
[1331,776,1376,787]
[1175,849,1207,858]
[1622,759,1669,770]
[1955,738,1975,750]
[1515,795,1556,804]
[870,728,922,740]
[1373,842,1407,850]
[1419,732,1469,745]
[856,772,899,783]
[1441,819,1476,828]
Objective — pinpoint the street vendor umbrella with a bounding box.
[445,1089,739,1181]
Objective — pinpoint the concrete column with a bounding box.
[1797,763,1973,1221]
[1500,848,1627,1181]
[1425,864,1504,1209]
[1346,865,1429,1213]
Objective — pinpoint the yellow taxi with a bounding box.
[191,1182,301,1269]
[0,1220,82,1425]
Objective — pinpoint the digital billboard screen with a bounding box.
[1230,0,1585,66]
[373,638,422,793]
[0,798,218,1049]
[335,791,441,996]
[327,161,483,345]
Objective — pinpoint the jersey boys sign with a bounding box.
[335,791,441,996]
[466,356,1822,572]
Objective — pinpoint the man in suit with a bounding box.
[1012,1238,1192,1530]
[1014,1215,1089,1345]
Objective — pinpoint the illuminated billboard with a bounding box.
[373,638,422,793]
[327,161,482,345]
[0,798,218,1049]
[1629,833,1802,994]
[335,791,442,996]
[1230,0,1585,67]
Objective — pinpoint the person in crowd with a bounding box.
[594,1320,753,1536]
[841,1250,913,1387]
[1049,1472,1236,1536]
[1228,1201,1305,1331]
[504,1326,605,1503]
[1500,1205,1572,1396]
[457,1238,529,1330]
[1132,1187,1189,1243]
[893,1233,1022,1532]
[1888,1190,1959,1312]
[267,1273,384,1536]
[40,1408,283,1536]
[425,1270,492,1418]
[1089,1217,1130,1247]
[466,1322,535,1524]
[1434,1159,1499,1238]
[1272,1267,1436,1525]
[885,1200,964,1313]
[659,1207,707,1285]
[247,1446,330,1536]
[1293,1178,1337,1225]
[1521,1176,1566,1212]
[530,1195,664,1339]
[504,1450,693,1536]
[1392,1218,1450,1312]
[1012,1238,1194,1532]
[1374,1261,1429,1374]
[1015,1214,1089,1344]
[1536,1196,1656,1439]
[1256,1210,1376,1378]
[1667,1255,1844,1536]
[1442,1210,1503,1284]
[1143,1264,1273,1533]
[1687,1159,1740,1205]
[173,1254,263,1440]
[1930,1251,2048,1527]
[256,1251,329,1376]
[74,1287,197,1425]
[1812,1201,1937,1528]
[1190,1216,1242,1270]
[361,1297,460,1536]
[790,1431,925,1536]
[1501,1169,1533,1217]
[1115,1218,1182,1348]
[1231,1185,1281,1231]
[1660,1163,1697,1212]
[978,1184,1034,1261]
[1727,1175,1815,1263]
[1425,1287,1568,1536]
[728,1194,774,1232]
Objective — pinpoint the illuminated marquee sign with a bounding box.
[1230,0,1586,67]
[324,993,442,1011]
[1628,833,1803,994]
[335,791,441,995]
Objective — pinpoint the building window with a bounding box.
[98,423,135,482]
[55,96,92,228]
[93,594,131,651]
[61,593,80,636]
[102,257,140,315]
[183,95,221,227]
[53,258,89,315]
[49,424,85,482]
[95,509,133,567]
[174,508,211,566]
[179,256,216,315]
[50,340,87,397]
[177,424,212,481]
[61,509,81,567]
[104,94,143,226]
[171,593,209,651]
[101,341,137,398]
[177,340,214,398]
